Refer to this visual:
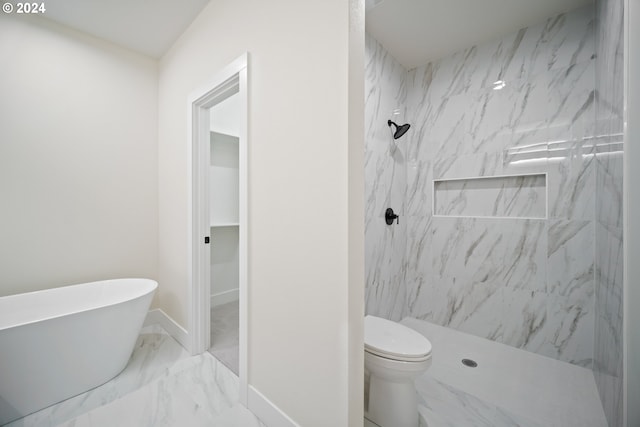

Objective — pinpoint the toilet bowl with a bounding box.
[364,315,432,427]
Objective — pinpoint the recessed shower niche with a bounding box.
[433,173,547,219]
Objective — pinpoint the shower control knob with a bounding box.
[385,208,399,225]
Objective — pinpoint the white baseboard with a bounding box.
[144,308,190,351]
[248,386,299,427]
[211,288,239,307]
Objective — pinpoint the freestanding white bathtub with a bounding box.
[0,278,157,424]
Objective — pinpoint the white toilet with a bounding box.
[364,315,432,427]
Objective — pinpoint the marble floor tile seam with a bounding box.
[5,324,191,427]
[208,404,268,427]
[420,366,603,426]
[118,324,192,385]
[54,371,219,427]
[55,354,244,427]
[417,375,553,427]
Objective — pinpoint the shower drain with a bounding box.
[461,358,478,368]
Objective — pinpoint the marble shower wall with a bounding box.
[593,0,624,425]
[404,5,597,367]
[364,5,601,366]
[364,33,409,321]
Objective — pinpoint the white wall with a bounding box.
[157,0,364,425]
[0,15,158,297]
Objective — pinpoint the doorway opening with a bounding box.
[188,53,248,404]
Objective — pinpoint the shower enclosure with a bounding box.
[364,1,623,425]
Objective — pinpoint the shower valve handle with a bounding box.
[385,208,399,225]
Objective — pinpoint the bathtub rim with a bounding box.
[0,278,157,331]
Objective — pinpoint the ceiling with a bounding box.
[366,0,593,69]
[42,0,591,65]
[42,0,210,58]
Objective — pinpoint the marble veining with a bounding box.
[209,301,239,375]
[365,33,409,321]
[7,324,265,427]
[365,4,602,368]
[433,174,546,219]
[56,354,257,427]
[592,0,624,425]
[6,324,191,427]
[367,7,621,424]
[416,377,543,427]
[405,318,607,427]
[547,219,594,297]
[365,316,608,427]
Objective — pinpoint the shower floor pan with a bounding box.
[399,318,607,427]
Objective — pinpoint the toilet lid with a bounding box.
[364,316,432,361]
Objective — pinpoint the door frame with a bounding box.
[187,53,248,404]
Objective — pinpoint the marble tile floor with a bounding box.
[388,318,608,427]
[6,324,264,427]
[7,316,607,427]
[209,301,239,375]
